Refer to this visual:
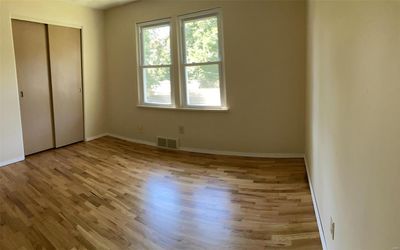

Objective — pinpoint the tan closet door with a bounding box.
[12,20,55,155]
[48,25,84,148]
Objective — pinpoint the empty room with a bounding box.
[0,0,399,249]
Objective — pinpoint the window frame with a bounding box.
[136,18,175,107]
[135,10,228,111]
[178,9,227,109]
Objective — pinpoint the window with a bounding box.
[137,20,173,106]
[179,11,225,108]
[136,9,226,110]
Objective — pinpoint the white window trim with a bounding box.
[135,9,228,111]
[136,18,175,108]
[178,9,227,110]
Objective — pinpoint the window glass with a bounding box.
[183,16,220,64]
[139,22,172,105]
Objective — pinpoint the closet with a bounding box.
[12,20,84,155]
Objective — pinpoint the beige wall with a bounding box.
[306,1,400,249]
[105,0,306,155]
[0,0,107,166]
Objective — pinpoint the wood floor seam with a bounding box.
[0,136,322,250]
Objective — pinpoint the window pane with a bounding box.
[185,64,221,106]
[142,24,171,65]
[184,16,219,64]
[143,67,171,104]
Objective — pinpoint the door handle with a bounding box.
[20,91,24,98]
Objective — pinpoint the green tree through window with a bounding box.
[184,16,220,88]
[141,23,171,104]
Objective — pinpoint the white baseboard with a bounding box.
[180,146,304,158]
[85,133,109,142]
[304,156,328,250]
[0,156,25,168]
[0,133,302,169]
[99,133,304,159]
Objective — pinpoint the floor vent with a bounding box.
[157,137,167,147]
[157,137,179,149]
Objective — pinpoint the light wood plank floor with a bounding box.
[0,136,322,250]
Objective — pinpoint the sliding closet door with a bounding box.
[48,25,84,147]
[12,20,55,155]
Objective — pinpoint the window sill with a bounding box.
[137,104,229,112]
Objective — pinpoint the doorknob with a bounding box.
[20,91,24,98]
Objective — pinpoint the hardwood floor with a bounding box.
[0,136,322,250]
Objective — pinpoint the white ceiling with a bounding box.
[66,0,138,10]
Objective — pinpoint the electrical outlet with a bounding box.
[178,125,184,134]
[330,217,335,240]
[137,125,144,133]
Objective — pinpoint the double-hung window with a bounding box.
[138,19,173,106]
[137,9,226,110]
[179,10,225,108]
